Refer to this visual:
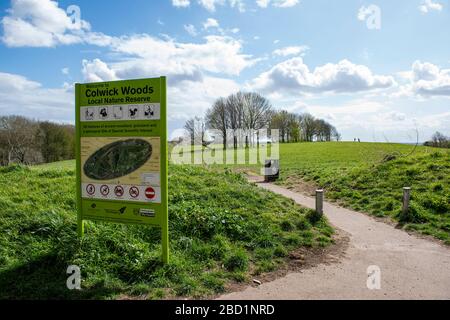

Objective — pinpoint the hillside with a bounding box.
[0,162,332,299]
[273,142,450,243]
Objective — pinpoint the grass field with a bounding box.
[259,142,449,243]
[0,162,332,299]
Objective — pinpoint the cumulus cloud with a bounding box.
[203,18,220,30]
[273,46,309,57]
[79,32,256,119]
[172,0,191,8]
[0,72,73,122]
[419,0,443,13]
[1,0,115,48]
[196,0,245,12]
[250,57,395,95]
[256,0,300,8]
[397,61,450,97]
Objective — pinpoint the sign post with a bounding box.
[75,77,169,263]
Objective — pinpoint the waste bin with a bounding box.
[263,159,279,182]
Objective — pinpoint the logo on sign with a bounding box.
[114,185,124,197]
[129,186,139,198]
[86,184,95,195]
[145,187,156,199]
[100,185,110,196]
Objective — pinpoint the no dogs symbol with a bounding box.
[129,186,139,198]
[114,185,124,197]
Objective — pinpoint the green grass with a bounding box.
[0,162,333,299]
[268,142,449,243]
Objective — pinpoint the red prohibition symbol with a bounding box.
[129,186,139,198]
[114,185,124,197]
[100,185,110,196]
[145,187,156,199]
[86,184,95,195]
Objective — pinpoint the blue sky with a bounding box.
[0,0,449,142]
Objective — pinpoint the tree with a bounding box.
[38,122,74,163]
[184,116,206,146]
[0,115,39,165]
[424,131,450,148]
[301,113,316,142]
[241,92,273,147]
[206,98,228,149]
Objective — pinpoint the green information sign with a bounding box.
[75,77,169,263]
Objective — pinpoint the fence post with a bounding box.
[316,189,324,216]
[402,187,411,216]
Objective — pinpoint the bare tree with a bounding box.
[206,98,228,149]
[241,92,273,147]
[301,113,316,142]
[0,116,39,165]
[184,116,206,146]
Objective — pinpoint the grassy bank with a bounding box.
[272,142,450,243]
[0,162,333,299]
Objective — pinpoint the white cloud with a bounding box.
[168,76,240,120]
[0,72,73,122]
[1,0,92,47]
[203,18,220,30]
[172,0,190,8]
[1,0,115,48]
[419,0,443,13]
[79,32,252,120]
[61,67,69,75]
[82,59,118,83]
[197,0,245,12]
[184,24,198,36]
[250,57,395,95]
[256,0,270,8]
[397,61,450,97]
[273,45,309,57]
[257,0,300,8]
[103,35,255,79]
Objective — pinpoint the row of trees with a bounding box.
[0,116,75,166]
[270,110,340,143]
[424,132,449,149]
[184,92,340,148]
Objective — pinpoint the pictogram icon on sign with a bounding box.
[114,185,124,197]
[145,187,156,199]
[86,184,95,195]
[129,186,139,198]
[100,185,110,196]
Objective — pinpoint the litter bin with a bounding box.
[263,159,279,182]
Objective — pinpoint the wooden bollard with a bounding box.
[402,187,411,216]
[316,189,324,216]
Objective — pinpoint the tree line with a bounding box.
[424,132,449,149]
[0,115,75,166]
[184,92,340,148]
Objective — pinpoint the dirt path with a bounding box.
[218,178,450,300]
